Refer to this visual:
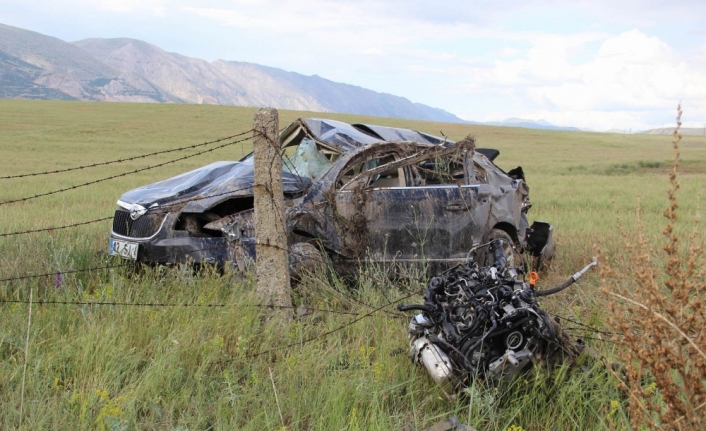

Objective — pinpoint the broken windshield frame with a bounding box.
[237,137,338,181]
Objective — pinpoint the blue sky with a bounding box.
[1,0,705,130]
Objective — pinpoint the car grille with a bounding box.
[112,209,166,238]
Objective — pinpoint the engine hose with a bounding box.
[397,304,436,314]
[460,316,498,357]
[534,257,598,297]
[457,311,486,345]
[534,278,575,297]
[441,313,461,342]
[397,304,440,326]
[457,321,481,345]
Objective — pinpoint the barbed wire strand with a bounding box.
[0,243,229,283]
[0,241,410,309]
[0,135,252,206]
[551,313,620,336]
[1,228,420,321]
[0,240,408,320]
[0,130,252,180]
[0,262,133,283]
[238,290,418,361]
[0,241,416,333]
[0,182,257,237]
[0,216,114,237]
[0,180,261,237]
[0,231,363,283]
[567,334,615,344]
[0,298,364,316]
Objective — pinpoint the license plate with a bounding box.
[110,239,138,260]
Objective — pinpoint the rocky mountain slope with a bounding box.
[0,23,168,102]
[0,23,464,122]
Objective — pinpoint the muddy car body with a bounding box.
[109,118,553,272]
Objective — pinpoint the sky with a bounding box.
[1,0,705,131]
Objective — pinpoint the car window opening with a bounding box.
[416,155,465,186]
[338,154,402,190]
[282,138,335,181]
[366,155,402,188]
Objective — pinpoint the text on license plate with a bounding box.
[110,239,138,260]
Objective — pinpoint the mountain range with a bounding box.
[0,23,465,123]
[1,22,604,131]
[486,118,582,132]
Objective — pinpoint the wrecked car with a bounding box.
[108,118,554,274]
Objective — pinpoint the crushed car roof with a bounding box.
[281,118,453,153]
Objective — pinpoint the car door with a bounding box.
[364,181,492,263]
[333,151,401,257]
[334,147,492,264]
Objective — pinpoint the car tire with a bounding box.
[289,242,327,281]
[480,229,517,269]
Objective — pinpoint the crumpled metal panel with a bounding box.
[353,123,446,145]
[117,161,310,212]
[302,118,384,151]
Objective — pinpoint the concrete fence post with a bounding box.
[252,108,292,316]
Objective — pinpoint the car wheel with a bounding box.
[481,229,517,269]
[289,242,327,281]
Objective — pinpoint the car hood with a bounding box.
[118,161,310,213]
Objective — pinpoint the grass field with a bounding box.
[0,99,705,430]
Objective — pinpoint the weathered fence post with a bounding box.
[252,108,292,317]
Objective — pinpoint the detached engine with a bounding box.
[398,240,596,396]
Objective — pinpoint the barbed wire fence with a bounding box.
[0,134,254,206]
[0,110,611,362]
[0,114,417,363]
[0,131,252,180]
[0,216,114,237]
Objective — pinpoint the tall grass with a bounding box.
[0,265,627,430]
[0,100,705,429]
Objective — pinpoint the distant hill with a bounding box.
[640,127,706,136]
[0,49,75,99]
[495,118,582,131]
[0,23,464,123]
[0,23,168,102]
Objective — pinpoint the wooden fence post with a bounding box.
[252,108,292,316]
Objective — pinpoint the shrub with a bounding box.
[601,104,706,429]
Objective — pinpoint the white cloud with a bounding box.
[446,30,706,130]
[182,2,703,130]
[23,0,171,14]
